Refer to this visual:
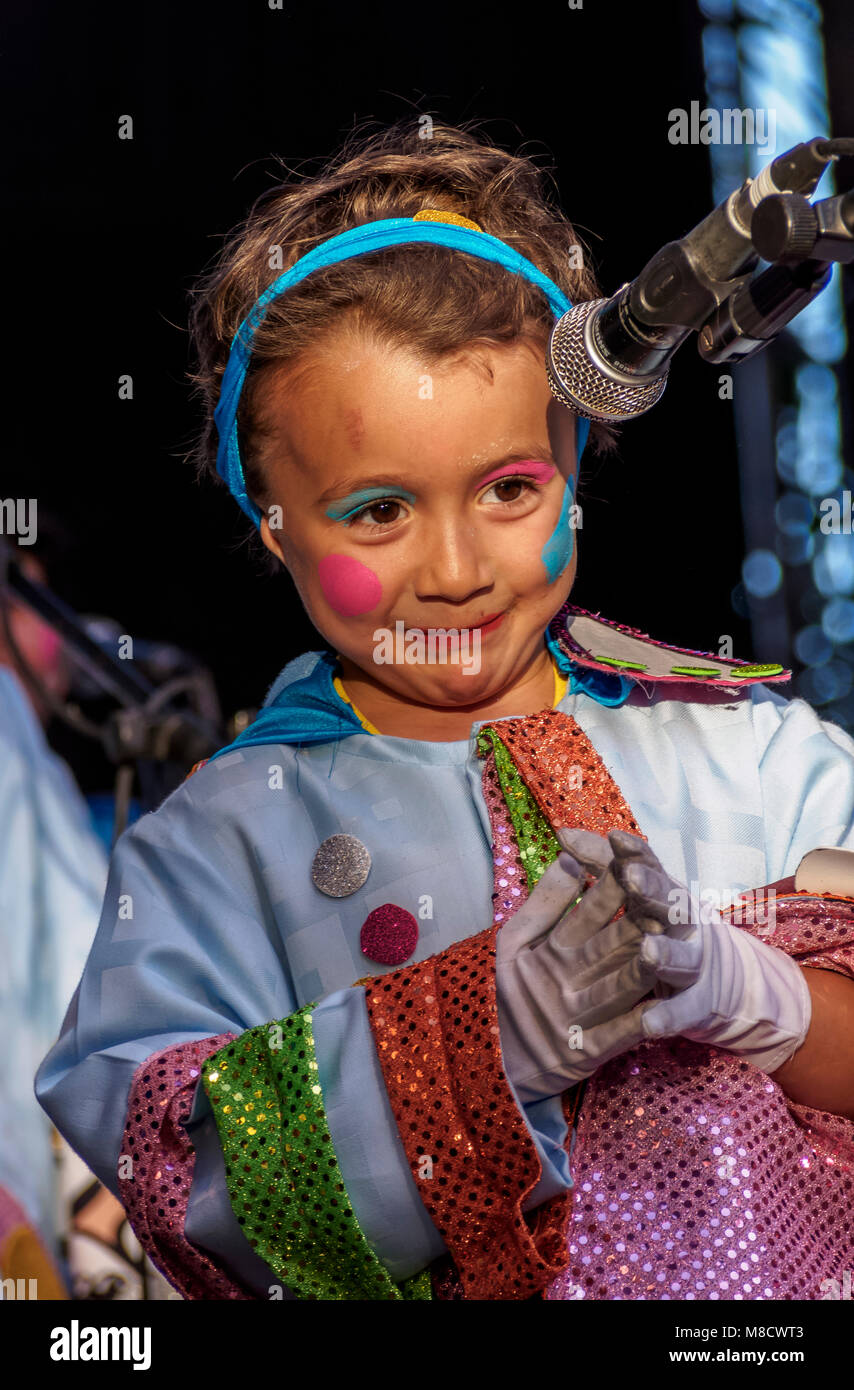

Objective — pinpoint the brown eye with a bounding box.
[481,476,536,506]
[344,498,406,529]
[364,500,402,524]
[493,479,525,502]
[369,500,403,522]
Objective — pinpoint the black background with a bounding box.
[5,0,854,788]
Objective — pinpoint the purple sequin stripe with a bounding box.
[546,894,854,1301]
[481,747,532,924]
[548,599,792,686]
[118,1035,254,1299]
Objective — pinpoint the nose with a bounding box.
[413,514,494,606]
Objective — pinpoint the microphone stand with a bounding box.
[0,541,227,844]
[547,137,854,421]
[697,188,854,364]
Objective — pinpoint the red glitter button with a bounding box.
[359,904,419,966]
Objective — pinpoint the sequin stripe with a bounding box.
[545,891,854,1300]
[426,746,541,1300]
[785,1097,854,1167]
[480,744,534,921]
[480,729,594,1161]
[364,926,574,1299]
[202,1008,431,1300]
[493,708,647,842]
[545,1033,854,1300]
[424,746,586,1302]
[722,890,854,1172]
[118,1035,252,1299]
[416,716,645,1298]
[477,729,559,891]
[722,890,854,977]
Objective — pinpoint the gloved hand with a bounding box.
[561,827,813,1076]
[494,829,662,1104]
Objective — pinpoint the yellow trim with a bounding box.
[334,657,568,736]
[332,675,383,735]
[554,663,569,705]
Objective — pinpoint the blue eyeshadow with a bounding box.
[325,485,418,520]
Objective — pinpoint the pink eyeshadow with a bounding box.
[479,459,557,488]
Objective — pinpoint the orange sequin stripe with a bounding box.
[364,708,647,1299]
[496,709,646,842]
[364,923,572,1299]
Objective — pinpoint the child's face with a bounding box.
[257,327,579,707]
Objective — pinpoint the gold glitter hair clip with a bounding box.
[412,208,484,232]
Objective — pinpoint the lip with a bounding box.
[472,610,506,633]
[408,610,506,634]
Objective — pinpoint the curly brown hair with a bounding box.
[186,116,618,526]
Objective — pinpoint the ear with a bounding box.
[259,512,287,567]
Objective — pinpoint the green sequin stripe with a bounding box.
[476,728,561,891]
[202,1007,432,1301]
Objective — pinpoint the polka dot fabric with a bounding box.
[545,888,854,1300]
[495,709,646,842]
[364,921,574,1299]
[118,1035,252,1299]
[202,1008,431,1300]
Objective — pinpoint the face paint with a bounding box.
[325,485,417,522]
[318,553,383,616]
[540,473,576,583]
[479,459,557,490]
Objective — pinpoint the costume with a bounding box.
[36,211,854,1299]
[34,603,854,1299]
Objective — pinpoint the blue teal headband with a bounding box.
[214,211,591,526]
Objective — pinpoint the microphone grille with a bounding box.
[547,299,669,422]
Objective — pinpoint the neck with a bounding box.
[336,641,558,742]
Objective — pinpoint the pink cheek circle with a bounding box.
[317,554,383,617]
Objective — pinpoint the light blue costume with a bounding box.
[35,642,854,1292]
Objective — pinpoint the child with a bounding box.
[37,119,854,1301]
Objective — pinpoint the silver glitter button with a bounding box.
[310,834,372,897]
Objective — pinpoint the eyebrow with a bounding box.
[315,447,556,504]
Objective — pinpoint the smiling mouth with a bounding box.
[408,611,506,632]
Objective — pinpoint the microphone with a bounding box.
[546,137,846,423]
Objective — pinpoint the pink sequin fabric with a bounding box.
[481,747,531,923]
[545,892,854,1301]
[118,1035,253,1299]
[484,733,854,1300]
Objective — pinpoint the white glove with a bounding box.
[603,840,813,1075]
[495,829,659,1104]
